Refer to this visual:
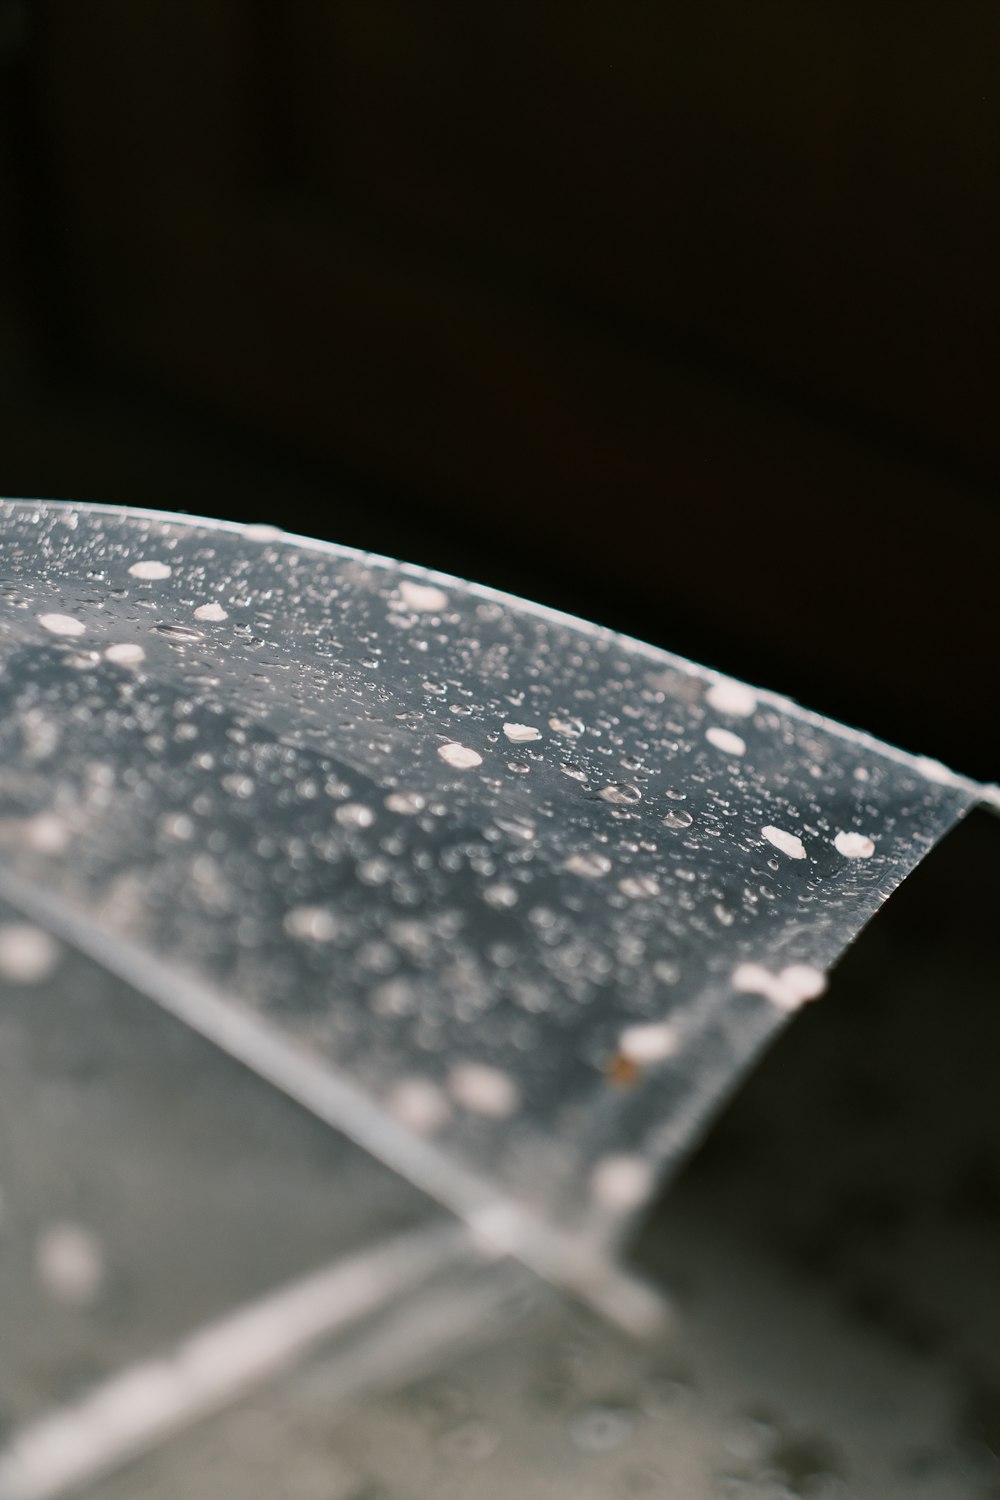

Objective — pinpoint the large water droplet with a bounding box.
[152,623,205,643]
[438,742,483,770]
[599,783,642,806]
[549,716,585,737]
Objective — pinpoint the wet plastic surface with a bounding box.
[0,504,979,1240]
[0,500,988,1496]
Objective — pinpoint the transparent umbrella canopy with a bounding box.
[0,500,990,1498]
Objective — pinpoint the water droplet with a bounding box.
[35,1222,105,1306]
[388,1078,451,1135]
[385,790,426,815]
[706,680,757,717]
[371,977,415,1013]
[283,906,340,941]
[563,852,613,878]
[160,813,195,841]
[0,924,60,984]
[618,874,660,899]
[104,642,145,665]
[761,825,807,860]
[397,580,448,613]
[152,622,205,643]
[779,963,827,1004]
[733,961,826,1011]
[503,722,542,743]
[618,1020,678,1062]
[447,1063,519,1118]
[21,814,71,853]
[705,725,746,756]
[336,802,375,829]
[438,742,483,769]
[37,612,85,637]
[661,809,694,830]
[833,830,875,858]
[222,773,255,800]
[599,783,642,806]
[128,560,172,580]
[665,788,687,800]
[590,1154,655,1211]
[483,882,519,909]
[549,716,585,737]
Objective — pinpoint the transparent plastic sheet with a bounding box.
[0,500,987,1496]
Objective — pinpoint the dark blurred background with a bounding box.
[0,1,996,777]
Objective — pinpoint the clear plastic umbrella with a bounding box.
[0,500,991,1498]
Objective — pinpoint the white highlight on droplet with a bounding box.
[590,1154,655,1212]
[35,1222,105,1306]
[833,830,875,859]
[503,722,542,743]
[397,580,448,613]
[104,642,145,665]
[618,1020,679,1064]
[335,802,375,829]
[563,851,613,878]
[733,961,827,1012]
[447,1063,519,1118]
[761,825,807,860]
[22,813,71,854]
[385,791,426,815]
[0,924,61,984]
[618,874,660,899]
[387,1078,451,1136]
[705,725,746,756]
[37,613,85,638]
[482,882,519,909]
[780,964,828,1003]
[438,742,483,769]
[283,906,339,942]
[466,1203,524,1259]
[128,560,172,580]
[706,680,757,717]
[193,602,228,622]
